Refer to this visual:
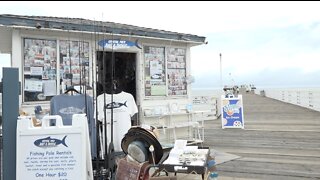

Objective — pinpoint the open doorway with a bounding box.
[96,51,136,100]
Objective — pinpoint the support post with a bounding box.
[219,53,222,89]
[2,68,19,180]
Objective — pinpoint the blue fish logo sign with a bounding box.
[98,39,142,49]
[105,101,127,109]
[34,136,68,148]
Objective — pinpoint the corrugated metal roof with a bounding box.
[0,14,206,44]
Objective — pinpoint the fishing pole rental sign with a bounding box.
[16,115,91,180]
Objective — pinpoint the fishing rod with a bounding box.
[67,17,73,90]
[81,20,88,122]
[81,20,98,180]
[101,15,110,178]
[79,19,88,115]
[108,25,116,180]
[94,18,108,179]
[79,18,90,147]
[92,17,100,178]
[79,24,82,94]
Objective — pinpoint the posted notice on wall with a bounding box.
[17,134,82,179]
[221,95,244,129]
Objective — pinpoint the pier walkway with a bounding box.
[1,92,320,179]
[201,92,320,179]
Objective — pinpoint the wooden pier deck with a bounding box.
[201,92,320,180]
[1,92,319,179]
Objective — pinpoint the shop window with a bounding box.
[167,47,187,96]
[23,39,90,102]
[144,46,166,96]
[59,40,90,91]
[23,38,57,102]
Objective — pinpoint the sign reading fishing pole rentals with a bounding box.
[16,115,93,180]
[221,95,244,129]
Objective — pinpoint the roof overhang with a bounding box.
[0,14,206,46]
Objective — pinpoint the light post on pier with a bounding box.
[220,53,222,89]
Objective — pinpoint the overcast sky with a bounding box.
[1,1,320,88]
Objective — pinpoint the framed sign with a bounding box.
[221,95,244,129]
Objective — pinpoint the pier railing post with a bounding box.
[2,68,19,180]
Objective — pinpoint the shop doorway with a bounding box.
[96,51,136,100]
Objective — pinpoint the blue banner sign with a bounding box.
[98,39,140,49]
[221,95,244,129]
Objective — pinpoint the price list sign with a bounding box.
[17,134,82,180]
[16,116,90,180]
